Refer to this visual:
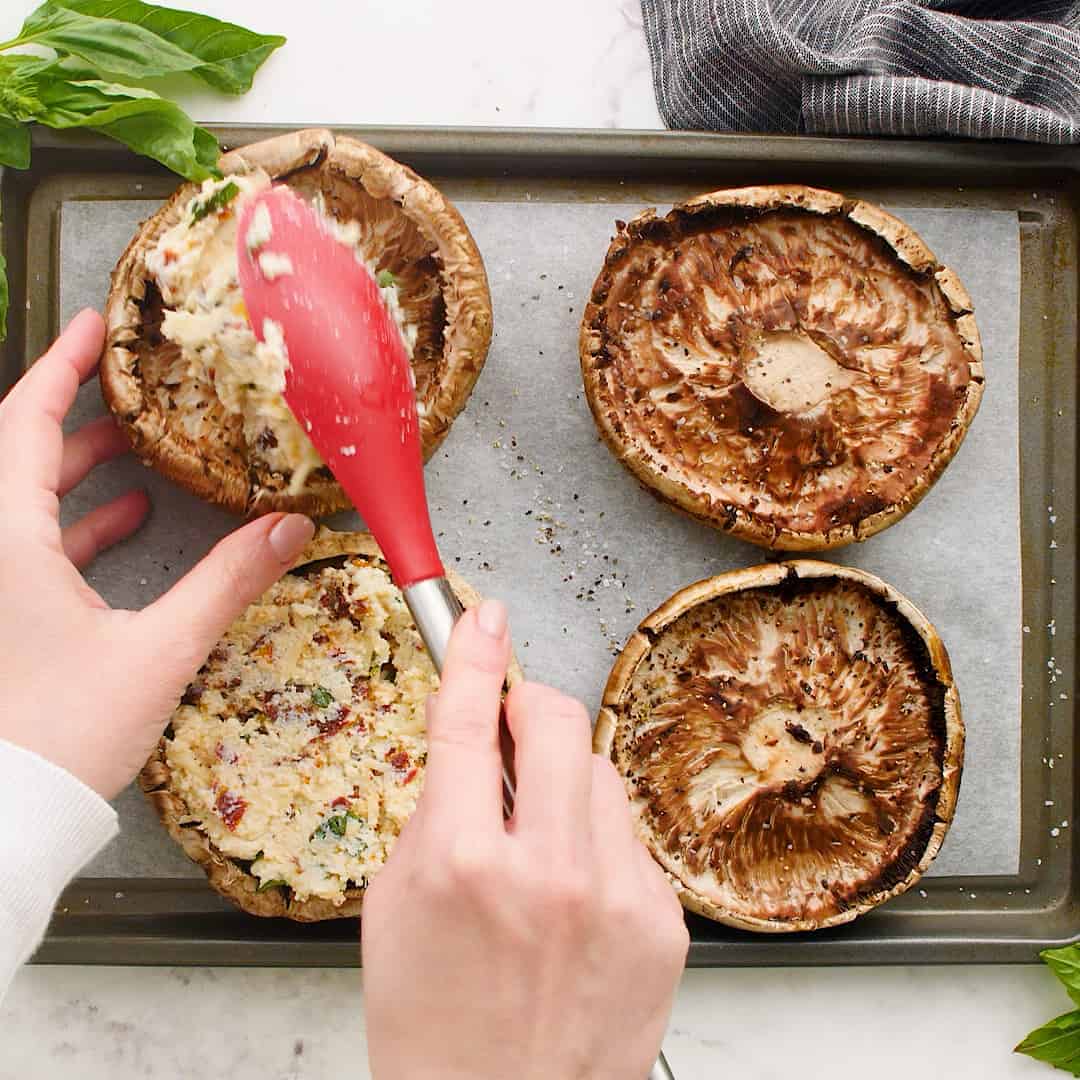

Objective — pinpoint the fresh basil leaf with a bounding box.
[190,122,219,175]
[1016,1009,1080,1074]
[0,56,46,121]
[0,249,7,344]
[376,269,396,288]
[310,685,333,709]
[72,94,219,181]
[0,115,30,169]
[1045,946,1080,1008]
[255,878,288,893]
[5,62,219,180]
[15,1,285,95]
[191,179,238,223]
[313,814,348,841]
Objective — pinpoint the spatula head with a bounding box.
[236,186,442,588]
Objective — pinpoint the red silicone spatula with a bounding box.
[237,186,439,592]
[235,186,513,809]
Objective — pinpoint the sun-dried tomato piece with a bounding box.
[386,749,410,771]
[181,681,205,706]
[319,582,350,620]
[215,790,247,830]
[315,704,352,737]
[214,742,238,765]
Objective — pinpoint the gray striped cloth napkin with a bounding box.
[641,0,1080,142]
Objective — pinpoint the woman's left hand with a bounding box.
[0,308,315,799]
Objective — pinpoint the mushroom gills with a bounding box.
[620,576,951,927]
[581,190,983,547]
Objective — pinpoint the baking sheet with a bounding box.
[57,195,1020,881]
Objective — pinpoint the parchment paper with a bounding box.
[57,197,1020,880]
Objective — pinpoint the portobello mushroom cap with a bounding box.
[594,560,963,932]
[580,185,983,549]
[103,129,492,517]
[140,528,521,921]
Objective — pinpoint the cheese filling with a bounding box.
[146,174,417,493]
[166,557,437,903]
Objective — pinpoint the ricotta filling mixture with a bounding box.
[146,173,417,492]
[166,557,437,903]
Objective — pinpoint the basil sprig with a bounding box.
[190,179,238,223]
[1017,944,1080,1074]
[0,1,286,339]
[254,878,288,894]
[11,1,285,94]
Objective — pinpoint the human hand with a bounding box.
[0,309,315,799]
[362,599,689,1080]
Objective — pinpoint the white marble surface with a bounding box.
[0,964,1067,1079]
[0,2,1068,1078]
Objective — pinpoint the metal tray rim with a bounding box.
[5,122,1077,968]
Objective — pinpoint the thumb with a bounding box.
[136,513,315,674]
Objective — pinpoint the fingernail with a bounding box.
[268,514,315,561]
[476,598,507,639]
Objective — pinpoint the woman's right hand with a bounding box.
[362,599,688,1080]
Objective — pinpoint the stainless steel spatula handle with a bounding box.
[403,576,465,672]
[648,1054,676,1080]
[404,576,515,813]
[403,577,676,1080]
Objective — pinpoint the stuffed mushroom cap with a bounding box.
[103,129,492,517]
[140,528,521,921]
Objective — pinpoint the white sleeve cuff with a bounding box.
[0,738,118,984]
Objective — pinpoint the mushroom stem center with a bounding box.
[741,330,856,414]
[741,704,829,787]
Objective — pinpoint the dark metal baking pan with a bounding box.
[1,125,1075,966]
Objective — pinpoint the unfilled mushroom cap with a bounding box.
[580,185,984,550]
[103,129,492,517]
[595,560,963,933]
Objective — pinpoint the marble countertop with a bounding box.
[0,2,1067,1077]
